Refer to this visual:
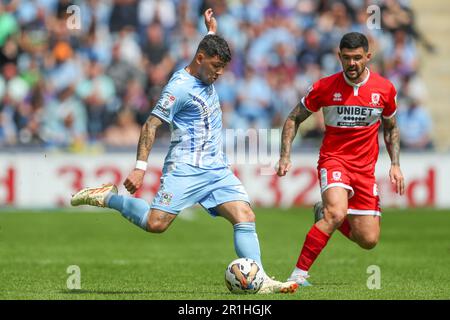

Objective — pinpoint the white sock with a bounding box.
[291,267,309,278]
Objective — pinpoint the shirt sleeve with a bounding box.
[151,87,183,123]
[301,81,322,112]
[382,83,398,119]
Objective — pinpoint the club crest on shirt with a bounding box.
[332,171,342,181]
[370,93,380,106]
[159,191,173,206]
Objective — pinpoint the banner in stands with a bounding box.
[0,153,446,209]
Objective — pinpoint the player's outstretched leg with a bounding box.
[71,184,150,231]
[215,201,298,294]
[288,188,349,286]
[233,222,298,294]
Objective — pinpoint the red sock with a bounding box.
[296,224,331,271]
[338,218,352,239]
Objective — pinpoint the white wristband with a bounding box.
[135,160,147,171]
[207,31,215,35]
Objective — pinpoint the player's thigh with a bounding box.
[147,208,177,232]
[150,163,209,214]
[348,215,380,246]
[347,171,381,244]
[318,159,353,220]
[199,168,252,223]
[214,201,255,225]
[347,170,380,215]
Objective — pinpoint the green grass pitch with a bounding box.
[0,207,449,300]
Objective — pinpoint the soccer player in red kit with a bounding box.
[277,32,405,286]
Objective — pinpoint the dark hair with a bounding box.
[339,32,369,52]
[197,34,232,63]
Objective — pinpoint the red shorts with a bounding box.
[317,159,381,216]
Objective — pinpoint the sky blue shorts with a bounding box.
[150,163,250,216]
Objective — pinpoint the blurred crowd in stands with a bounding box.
[0,0,435,152]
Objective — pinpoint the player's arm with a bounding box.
[124,115,163,194]
[204,8,217,34]
[277,102,312,176]
[382,116,405,195]
[136,115,163,163]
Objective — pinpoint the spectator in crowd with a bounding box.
[142,21,174,88]
[46,41,82,94]
[107,41,145,98]
[103,108,141,148]
[397,97,434,151]
[109,0,139,34]
[0,0,433,152]
[214,69,237,129]
[234,66,272,130]
[76,55,116,141]
[121,77,150,125]
[40,85,87,149]
[138,0,177,30]
[380,0,435,52]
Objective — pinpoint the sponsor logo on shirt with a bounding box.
[333,92,342,102]
[325,105,383,127]
[191,94,211,117]
[155,93,176,117]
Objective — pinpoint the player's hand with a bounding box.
[123,169,146,194]
[389,164,405,195]
[277,157,292,177]
[204,8,217,34]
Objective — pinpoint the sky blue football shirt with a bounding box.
[151,68,228,169]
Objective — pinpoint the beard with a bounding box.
[345,66,363,80]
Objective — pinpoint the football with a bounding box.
[224,258,265,294]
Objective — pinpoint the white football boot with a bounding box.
[71,184,118,207]
[257,275,298,294]
[287,273,312,287]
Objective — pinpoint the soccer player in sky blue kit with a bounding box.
[71,9,298,294]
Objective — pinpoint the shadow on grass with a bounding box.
[58,289,230,295]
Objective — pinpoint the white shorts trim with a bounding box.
[347,209,381,216]
[321,183,355,198]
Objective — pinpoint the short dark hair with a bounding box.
[197,34,232,63]
[339,32,369,52]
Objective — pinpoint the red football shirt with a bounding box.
[302,68,397,172]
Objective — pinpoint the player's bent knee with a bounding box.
[357,236,379,250]
[242,208,255,222]
[233,204,255,223]
[323,206,347,227]
[146,220,169,234]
